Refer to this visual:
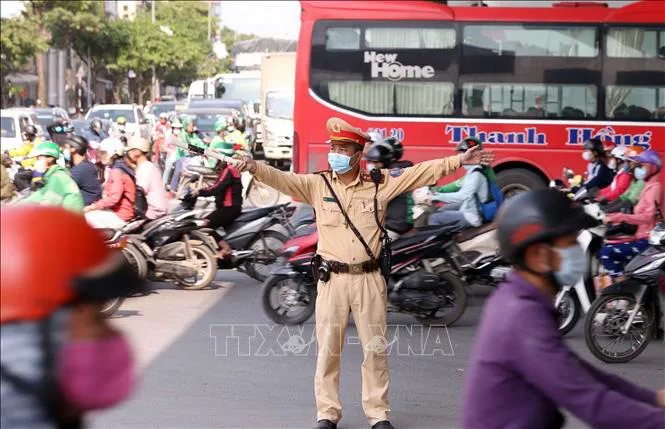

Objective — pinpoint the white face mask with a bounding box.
[33,159,48,173]
[582,151,593,162]
[608,159,617,170]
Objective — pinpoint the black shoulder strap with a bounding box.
[319,173,376,261]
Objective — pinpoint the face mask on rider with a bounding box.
[634,166,648,180]
[608,159,617,170]
[63,150,72,163]
[58,334,135,410]
[33,158,48,173]
[551,244,586,287]
[582,151,593,162]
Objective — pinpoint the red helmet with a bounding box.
[601,138,616,154]
[1,206,110,323]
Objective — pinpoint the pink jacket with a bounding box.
[607,174,663,239]
[94,166,136,221]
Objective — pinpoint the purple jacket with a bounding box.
[462,272,664,429]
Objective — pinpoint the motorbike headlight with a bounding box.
[282,245,300,258]
[649,229,665,246]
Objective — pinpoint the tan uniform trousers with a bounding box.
[315,270,389,425]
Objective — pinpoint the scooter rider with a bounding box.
[0,205,141,428]
[61,135,103,206]
[462,189,665,429]
[579,137,614,193]
[18,141,84,212]
[597,145,633,203]
[237,117,494,429]
[364,137,414,238]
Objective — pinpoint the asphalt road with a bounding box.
[92,273,664,429]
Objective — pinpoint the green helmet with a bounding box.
[31,141,61,159]
[116,116,127,125]
[213,119,225,133]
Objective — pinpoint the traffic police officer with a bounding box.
[237,117,494,429]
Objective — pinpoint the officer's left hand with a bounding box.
[461,145,495,165]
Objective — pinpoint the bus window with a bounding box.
[365,28,455,49]
[328,81,454,115]
[325,27,360,50]
[463,25,597,57]
[462,83,597,119]
[606,86,665,120]
[606,28,665,58]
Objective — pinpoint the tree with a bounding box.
[0,16,48,107]
[45,0,104,110]
[23,0,58,107]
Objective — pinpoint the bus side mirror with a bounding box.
[253,102,260,114]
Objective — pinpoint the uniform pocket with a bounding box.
[355,198,383,228]
[319,204,343,227]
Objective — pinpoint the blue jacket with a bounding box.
[71,160,102,206]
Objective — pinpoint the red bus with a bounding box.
[293,0,664,194]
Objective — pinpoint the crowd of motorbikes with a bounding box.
[3,122,663,365]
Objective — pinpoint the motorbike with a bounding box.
[262,224,479,326]
[551,187,607,335]
[583,222,665,363]
[100,221,151,317]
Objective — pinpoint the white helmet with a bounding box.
[99,138,126,157]
[610,145,629,161]
[368,131,382,144]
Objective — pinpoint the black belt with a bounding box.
[325,258,379,274]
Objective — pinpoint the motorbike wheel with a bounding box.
[557,290,581,336]
[262,274,317,325]
[415,272,468,327]
[244,231,288,282]
[247,179,281,208]
[100,297,125,318]
[174,245,217,290]
[584,293,654,363]
[122,243,149,279]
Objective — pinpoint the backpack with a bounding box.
[473,167,504,223]
[113,165,148,219]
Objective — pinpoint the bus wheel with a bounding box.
[497,168,546,199]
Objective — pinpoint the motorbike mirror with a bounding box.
[563,167,574,179]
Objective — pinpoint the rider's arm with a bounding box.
[432,178,463,194]
[380,155,462,201]
[432,171,482,204]
[252,163,316,204]
[578,359,658,405]
[584,162,613,191]
[608,182,662,225]
[90,170,123,210]
[199,168,232,198]
[511,303,664,429]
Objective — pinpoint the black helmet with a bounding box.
[90,119,102,132]
[63,135,89,155]
[497,189,597,264]
[365,137,403,166]
[24,125,38,137]
[583,138,605,156]
[365,142,393,165]
[456,137,483,153]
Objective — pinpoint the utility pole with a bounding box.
[151,0,157,102]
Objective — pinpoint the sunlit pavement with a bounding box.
[91,273,664,429]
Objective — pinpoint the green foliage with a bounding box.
[0,16,48,81]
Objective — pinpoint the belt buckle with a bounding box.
[349,264,363,274]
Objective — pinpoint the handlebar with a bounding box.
[172,140,240,167]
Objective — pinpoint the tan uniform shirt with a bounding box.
[253,155,461,263]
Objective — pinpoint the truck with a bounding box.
[259,52,296,169]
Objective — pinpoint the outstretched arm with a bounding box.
[250,162,315,205]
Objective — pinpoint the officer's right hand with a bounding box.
[236,156,257,174]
